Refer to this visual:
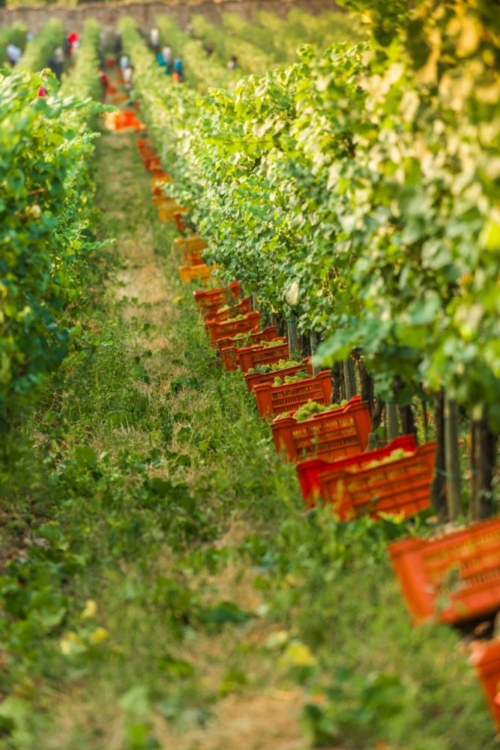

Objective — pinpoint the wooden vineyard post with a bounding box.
[444,390,462,520]
[430,389,448,522]
[343,357,357,400]
[471,414,498,521]
[386,403,399,441]
[287,315,299,358]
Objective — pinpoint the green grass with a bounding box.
[0,125,497,750]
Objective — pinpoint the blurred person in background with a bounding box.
[159,45,173,74]
[48,47,64,80]
[6,43,22,66]
[119,53,130,75]
[227,55,238,70]
[150,28,160,53]
[172,57,184,82]
[98,67,109,102]
[114,31,122,58]
[123,62,134,99]
[66,31,79,57]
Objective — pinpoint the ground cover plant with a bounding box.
[0,28,102,439]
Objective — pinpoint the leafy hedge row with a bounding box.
[0,22,26,67]
[224,8,366,61]
[124,1,500,514]
[0,20,102,433]
[190,14,276,77]
[17,18,64,72]
[60,19,102,107]
[155,15,239,92]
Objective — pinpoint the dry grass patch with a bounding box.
[153,689,305,750]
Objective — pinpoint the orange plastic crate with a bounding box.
[174,236,207,250]
[153,195,175,208]
[158,204,188,223]
[179,264,212,284]
[237,341,290,374]
[173,237,208,267]
[271,396,371,462]
[219,328,281,371]
[297,435,417,503]
[244,359,313,393]
[205,312,260,347]
[316,441,435,520]
[470,640,500,734]
[151,175,172,196]
[194,282,241,317]
[174,236,208,255]
[255,370,332,420]
[389,518,500,626]
[105,110,144,131]
[204,297,253,324]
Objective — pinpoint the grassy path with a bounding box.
[0,124,497,750]
[18,126,307,749]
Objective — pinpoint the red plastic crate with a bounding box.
[244,359,313,393]
[219,329,281,371]
[137,137,153,152]
[255,370,332,420]
[237,341,290,374]
[205,311,261,347]
[203,297,253,324]
[271,395,371,462]
[317,441,435,520]
[389,518,500,626]
[182,248,204,267]
[174,213,187,232]
[193,282,241,316]
[150,167,168,179]
[297,435,417,503]
[470,640,500,734]
[144,156,162,172]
